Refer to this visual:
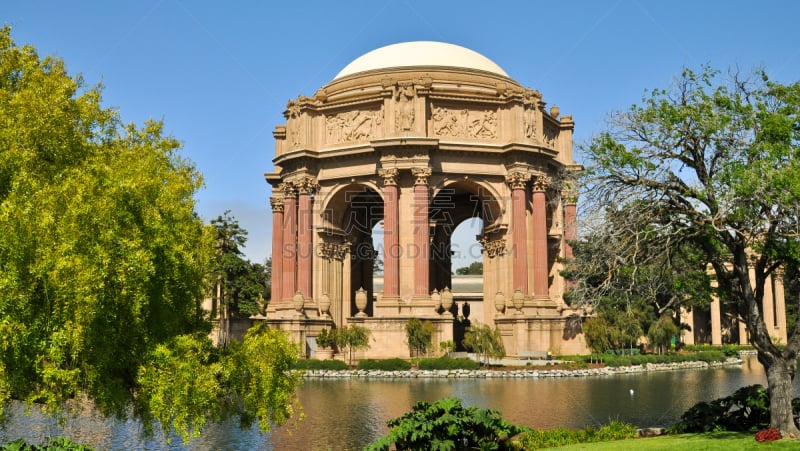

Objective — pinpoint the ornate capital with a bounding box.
[378,168,399,186]
[269,196,284,212]
[294,176,317,195]
[505,171,530,190]
[278,182,295,198]
[481,238,507,258]
[532,175,552,192]
[411,167,432,185]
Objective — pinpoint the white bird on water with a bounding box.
[629,389,634,396]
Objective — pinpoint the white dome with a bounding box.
[334,41,509,79]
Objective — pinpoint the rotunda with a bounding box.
[264,41,587,358]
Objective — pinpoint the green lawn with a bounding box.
[545,432,797,450]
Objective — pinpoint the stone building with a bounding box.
[262,42,589,358]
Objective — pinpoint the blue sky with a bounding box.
[5,1,800,266]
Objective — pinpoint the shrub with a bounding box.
[365,397,528,451]
[670,384,788,433]
[418,357,480,371]
[357,358,412,371]
[514,421,637,449]
[291,359,347,370]
[1,437,92,450]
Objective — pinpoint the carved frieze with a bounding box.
[432,105,497,139]
[325,106,384,144]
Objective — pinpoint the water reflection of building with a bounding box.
[260,41,589,358]
[681,268,788,345]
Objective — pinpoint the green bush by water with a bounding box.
[417,356,480,370]
[357,358,412,371]
[291,359,347,370]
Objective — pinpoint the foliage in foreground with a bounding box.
[670,384,800,433]
[514,420,637,449]
[0,26,212,420]
[365,397,528,451]
[136,324,303,442]
[1,438,91,451]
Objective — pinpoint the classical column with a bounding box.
[379,168,400,299]
[773,270,788,344]
[296,176,315,301]
[680,307,695,345]
[763,272,776,338]
[411,167,431,298]
[563,191,578,260]
[269,196,284,304]
[281,183,297,302]
[532,175,550,299]
[506,172,530,296]
[341,242,352,319]
[710,296,722,345]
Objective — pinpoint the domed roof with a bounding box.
[333,41,509,80]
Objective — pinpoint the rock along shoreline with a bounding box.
[299,358,743,379]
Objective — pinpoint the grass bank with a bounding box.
[544,432,796,450]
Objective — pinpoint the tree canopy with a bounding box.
[578,65,800,435]
[0,27,301,441]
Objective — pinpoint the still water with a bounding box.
[0,357,794,450]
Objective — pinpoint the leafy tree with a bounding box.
[365,397,528,451]
[580,65,800,435]
[563,212,712,343]
[648,314,680,355]
[462,322,505,365]
[0,27,300,441]
[334,325,371,367]
[455,261,483,275]
[582,316,613,359]
[405,318,434,358]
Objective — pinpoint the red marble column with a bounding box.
[269,196,284,303]
[412,167,431,298]
[281,184,297,301]
[380,168,399,298]
[564,201,577,260]
[532,176,550,298]
[506,172,529,295]
[296,177,315,300]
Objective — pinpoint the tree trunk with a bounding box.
[762,355,800,437]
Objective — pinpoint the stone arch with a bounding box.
[318,182,383,321]
[429,179,502,294]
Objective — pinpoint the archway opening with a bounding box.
[342,187,383,318]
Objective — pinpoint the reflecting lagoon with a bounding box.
[1,356,796,450]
